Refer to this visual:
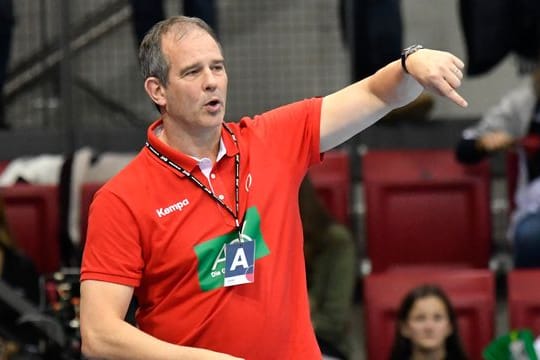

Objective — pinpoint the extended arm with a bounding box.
[320,48,467,151]
[80,280,243,360]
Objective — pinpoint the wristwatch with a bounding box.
[401,44,424,74]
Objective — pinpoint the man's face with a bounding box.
[160,27,227,131]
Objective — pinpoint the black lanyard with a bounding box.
[145,123,241,232]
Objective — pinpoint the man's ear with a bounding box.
[144,77,166,108]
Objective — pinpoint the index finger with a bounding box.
[447,88,468,108]
[432,77,468,108]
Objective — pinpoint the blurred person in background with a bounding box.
[389,284,469,360]
[338,0,434,123]
[0,197,39,305]
[129,0,217,46]
[79,15,468,359]
[299,176,356,360]
[0,196,41,358]
[455,62,540,268]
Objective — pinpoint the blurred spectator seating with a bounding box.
[508,269,540,335]
[363,268,495,360]
[80,182,103,246]
[0,184,60,274]
[308,149,351,226]
[362,149,491,273]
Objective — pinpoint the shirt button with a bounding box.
[200,158,212,167]
[218,194,225,200]
[210,173,216,179]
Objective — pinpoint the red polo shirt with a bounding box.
[81,97,323,359]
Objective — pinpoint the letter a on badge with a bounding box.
[224,241,255,287]
[230,248,248,271]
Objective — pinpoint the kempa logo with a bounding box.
[194,207,270,291]
[156,198,190,218]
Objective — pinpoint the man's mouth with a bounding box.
[205,99,222,113]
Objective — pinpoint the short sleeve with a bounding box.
[80,188,143,287]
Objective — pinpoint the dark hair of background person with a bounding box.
[299,176,353,360]
[299,176,334,263]
[0,197,14,250]
[389,284,469,360]
[0,197,40,305]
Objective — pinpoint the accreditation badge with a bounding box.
[224,241,255,287]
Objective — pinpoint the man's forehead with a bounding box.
[164,23,208,43]
[161,26,222,64]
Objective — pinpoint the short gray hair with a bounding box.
[138,16,220,87]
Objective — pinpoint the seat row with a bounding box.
[0,147,494,273]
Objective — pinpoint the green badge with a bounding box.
[194,207,270,291]
[483,329,538,360]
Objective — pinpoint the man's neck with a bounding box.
[158,123,222,163]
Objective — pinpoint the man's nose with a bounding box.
[202,68,218,90]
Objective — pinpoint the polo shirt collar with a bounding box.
[221,123,240,158]
[146,119,239,174]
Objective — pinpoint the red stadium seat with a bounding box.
[0,185,60,274]
[80,183,104,246]
[362,149,491,272]
[308,149,351,225]
[508,269,540,335]
[0,160,10,175]
[363,269,495,360]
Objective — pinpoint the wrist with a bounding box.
[401,44,424,74]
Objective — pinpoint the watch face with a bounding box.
[403,44,422,55]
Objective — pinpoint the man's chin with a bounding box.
[204,112,225,124]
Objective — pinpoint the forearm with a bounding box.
[320,48,465,150]
[320,60,422,151]
[366,59,425,109]
[82,318,234,360]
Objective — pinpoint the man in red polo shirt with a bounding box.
[79,16,467,360]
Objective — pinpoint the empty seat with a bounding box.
[79,182,104,246]
[308,149,351,225]
[0,185,60,274]
[508,269,540,335]
[363,269,495,360]
[362,149,491,272]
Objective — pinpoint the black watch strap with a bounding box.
[401,44,424,74]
